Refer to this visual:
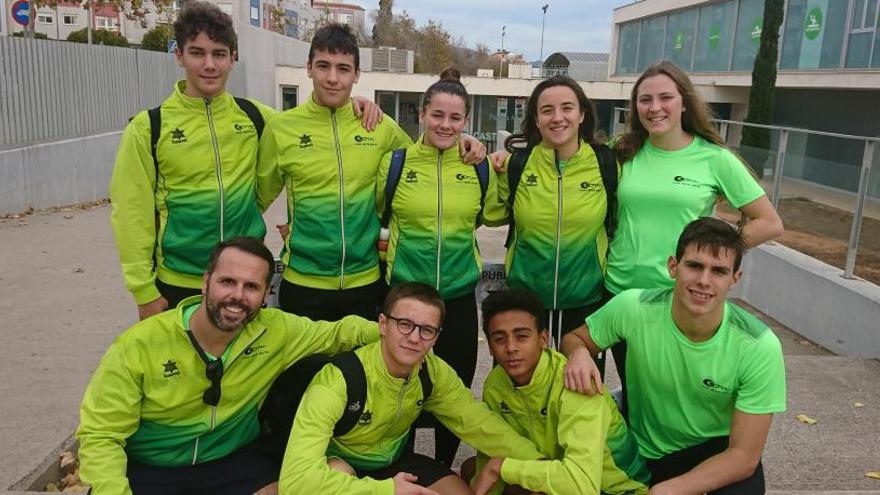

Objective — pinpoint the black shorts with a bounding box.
[127,444,279,495]
[353,451,455,487]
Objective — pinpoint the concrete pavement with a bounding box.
[1,206,879,493]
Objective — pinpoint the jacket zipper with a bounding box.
[393,375,411,424]
[204,98,225,241]
[514,388,534,433]
[435,150,444,290]
[552,149,563,309]
[331,109,346,288]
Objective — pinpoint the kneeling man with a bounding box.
[279,282,544,495]
[562,217,786,494]
[469,289,649,495]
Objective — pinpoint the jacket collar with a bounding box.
[304,93,356,119]
[173,295,268,358]
[172,80,234,111]
[363,340,421,392]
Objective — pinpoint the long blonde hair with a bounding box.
[614,60,726,163]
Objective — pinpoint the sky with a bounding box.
[374,0,634,62]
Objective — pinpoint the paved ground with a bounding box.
[1,204,879,493]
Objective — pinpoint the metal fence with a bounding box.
[0,36,246,150]
[612,107,879,281]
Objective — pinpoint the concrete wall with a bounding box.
[732,242,880,358]
[0,132,121,214]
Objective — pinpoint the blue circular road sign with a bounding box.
[12,0,30,26]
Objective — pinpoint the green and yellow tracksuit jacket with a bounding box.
[76,296,379,495]
[478,349,650,495]
[497,142,616,309]
[376,136,505,300]
[110,81,275,304]
[279,342,544,494]
[256,96,412,291]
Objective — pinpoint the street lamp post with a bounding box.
[500,25,506,77]
[539,4,549,77]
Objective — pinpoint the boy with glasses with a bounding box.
[278,282,544,495]
[77,237,380,495]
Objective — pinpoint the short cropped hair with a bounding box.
[309,23,360,70]
[480,289,546,337]
[174,1,237,53]
[205,237,275,286]
[675,217,747,272]
[382,282,446,325]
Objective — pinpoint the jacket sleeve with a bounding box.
[255,120,285,212]
[76,340,143,495]
[279,366,394,495]
[424,357,543,461]
[279,312,380,367]
[498,391,609,495]
[480,165,509,227]
[109,114,162,305]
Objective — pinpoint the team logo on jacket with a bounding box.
[579,181,602,193]
[163,359,180,378]
[540,406,548,416]
[524,173,538,186]
[701,377,731,393]
[170,128,187,144]
[455,173,478,185]
[299,134,313,148]
[405,170,419,183]
[243,344,268,358]
[354,135,376,146]
[357,410,373,426]
[499,401,512,414]
[233,122,256,135]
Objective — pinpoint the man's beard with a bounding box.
[205,289,259,332]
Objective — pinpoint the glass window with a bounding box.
[731,0,764,70]
[397,92,422,140]
[846,31,873,67]
[377,92,397,120]
[665,8,699,70]
[37,13,54,24]
[781,0,848,69]
[62,14,77,25]
[694,1,735,71]
[847,0,878,68]
[637,15,667,71]
[616,22,640,75]
[281,87,297,111]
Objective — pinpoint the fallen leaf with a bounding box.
[795,414,817,425]
[855,402,865,408]
[866,471,880,480]
[73,268,85,273]
[63,215,74,220]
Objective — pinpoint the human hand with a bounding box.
[473,457,504,495]
[353,96,383,131]
[489,150,510,172]
[563,346,603,395]
[392,472,439,495]
[138,295,169,321]
[459,135,487,164]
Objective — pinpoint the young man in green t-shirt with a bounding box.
[466,289,649,495]
[561,217,786,494]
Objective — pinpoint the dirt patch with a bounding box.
[718,197,880,285]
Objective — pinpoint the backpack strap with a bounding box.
[233,97,264,139]
[381,148,407,228]
[475,158,490,209]
[417,360,433,401]
[330,351,368,437]
[147,106,162,192]
[589,143,619,239]
[504,147,531,248]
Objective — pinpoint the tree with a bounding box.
[414,20,452,74]
[372,0,393,46]
[268,1,291,36]
[740,0,784,178]
[67,27,130,46]
[140,24,172,52]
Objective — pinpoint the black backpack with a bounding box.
[146,97,265,188]
[257,350,434,461]
[380,148,492,229]
[504,143,618,247]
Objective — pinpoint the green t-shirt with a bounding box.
[587,288,786,459]
[605,136,765,294]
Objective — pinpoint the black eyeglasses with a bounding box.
[202,359,223,406]
[187,330,224,406]
[385,315,442,341]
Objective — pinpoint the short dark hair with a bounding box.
[422,67,470,115]
[382,282,446,325]
[205,237,275,286]
[675,217,747,272]
[309,23,360,70]
[481,289,546,337]
[174,1,237,53]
